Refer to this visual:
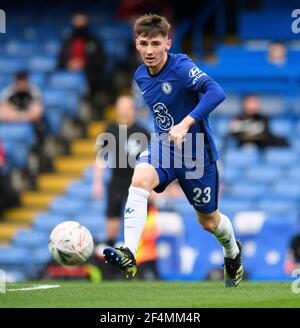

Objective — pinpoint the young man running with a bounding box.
[104,14,243,287]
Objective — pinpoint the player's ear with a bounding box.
[166,38,172,51]
[135,39,139,50]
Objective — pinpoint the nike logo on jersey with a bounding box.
[141,90,147,95]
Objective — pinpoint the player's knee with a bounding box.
[131,174,153,191]
[131,164,159,192]
[197,212,219,232]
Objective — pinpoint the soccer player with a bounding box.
[104,14,243,287]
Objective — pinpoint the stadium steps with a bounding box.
[2,118,108,243]
[21,191,55,209]
[37,173,75,192]
[87,121,107,139]
[71,138,96,156]
[0,222,28,243]
[53,156,95,175]
[4,208,38,224]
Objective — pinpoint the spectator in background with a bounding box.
[266,41,287,67]
[0,71,51,173]
[0,71,43,124]
[58,12,112,119]
[92,95,150,249]
[229,94,289,150]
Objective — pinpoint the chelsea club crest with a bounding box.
[161,82,172,94]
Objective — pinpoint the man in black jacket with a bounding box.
[58,12,112,118]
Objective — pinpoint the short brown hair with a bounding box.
[134,14,171,38]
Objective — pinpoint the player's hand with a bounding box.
[168,123,189,147]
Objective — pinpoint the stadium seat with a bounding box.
[264,148,299,167]
[0,246,30,273]
[32,213,71,232]
[270,118,295,138]
[0,123,36,146]
[245,165,282,183]
[0,57,26,73]
[224,148,260,168]
[28,55,56,73]
[248,219,297,280]
[12,229,49,248]
[49,71,86,94]
[258,197,298,215]
[157,235,182,280]
[227,183,267,201]
[66,181,93,200]
[50,196,87,217]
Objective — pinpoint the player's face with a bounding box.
[136,35,172,73]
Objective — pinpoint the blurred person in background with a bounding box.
[0,71,43,124]
[58,12,111,119]
[266,41,288,67]
[229,94,289,150]
[92,94,150,249]
[0,71,52,173]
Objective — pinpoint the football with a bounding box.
[48,221,94,266]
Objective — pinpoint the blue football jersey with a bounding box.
[134,53,219,165]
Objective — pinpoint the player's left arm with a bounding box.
[169,58,225,144]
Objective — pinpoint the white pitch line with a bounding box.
[7,284,60,292]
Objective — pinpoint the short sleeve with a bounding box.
[176,55,212,92]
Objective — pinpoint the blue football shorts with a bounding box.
[136,144,219,214]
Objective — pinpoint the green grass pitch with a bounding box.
[0,281,299,308]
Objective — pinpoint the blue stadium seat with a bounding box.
[2,140,30,169]
[66,181,93,200]
[50,196,87,217]
[0,246,30,272]
[28,56,56,73]
[264,148,299,167]
[219,197,254,214]
[43,89,78,113]
[248,220,297,280]
[0,123,36,146]
[288,167,300,180]
[270,118,295,137]
[12,229,49,248]
[44,107,64,135]
[157,235,182,280]
[49,71,86,94]
[76,214,106,237]
[0,57,26,73]
[221,166,242,183]
[245,165,282,183]
[270,181,300,200]
[258,197,298,215]
[227,183,267,201]
[4,40,39,56]
[224,148,260,168]
[85,199,106,214]
[29,72,46,88]
[33,213,69,233]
